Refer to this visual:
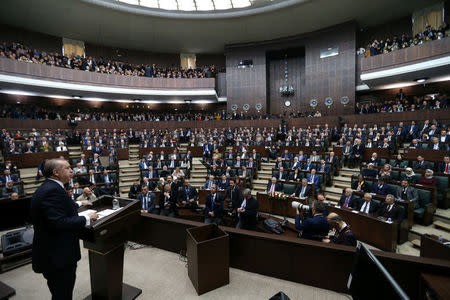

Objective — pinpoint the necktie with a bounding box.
[300,186,305,198]
[388,205,392,212]
[91,175,94,183]
[360,202,366,213]
[446,164,449,173]
[344,196,350,207]
[270,184,275,193]
[7,175,11,182]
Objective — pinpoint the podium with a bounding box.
[80,195,142,300]
[186,224,229,295]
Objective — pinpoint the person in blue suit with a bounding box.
[295,200,329,241]
[31,158,97,300]
[138,185,157,214]
[307,169,320,190]
[371,177,389,196]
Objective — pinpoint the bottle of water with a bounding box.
[438,235,443,243]
[112,198,120,210]
[387,217,392,223]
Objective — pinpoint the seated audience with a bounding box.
[377,194,404,222]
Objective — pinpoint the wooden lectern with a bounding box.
[80,195,142,300]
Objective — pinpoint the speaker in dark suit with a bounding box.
[226,181,243,210]
[31,159,96,300]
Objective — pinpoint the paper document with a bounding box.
[97,208,122,219]
[78,209,97,218]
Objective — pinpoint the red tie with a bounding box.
[344,196,350,207]
[446,163,449,174]
[270,184,275,193]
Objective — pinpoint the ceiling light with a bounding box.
[0,90,37,96]
[415,78,428,83]
[73,95,82,99]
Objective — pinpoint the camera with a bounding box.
[292,201,310,212]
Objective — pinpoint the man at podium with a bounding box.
[31,158,98,300]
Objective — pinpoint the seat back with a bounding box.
[283,184,296,195]
[417,189,431,208]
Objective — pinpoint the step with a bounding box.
[24,183,42,189]
[325,194,340,202]
[121,168,139,174]
[191,173,207,178]
[121,177,139,183]
[129,154,139,159]
[129,144,140,148]
[410,239,421,248]
[68,146,81,150]
[334,182,349,189]
[325,186,343,194]
[129,160,139,165]
[259,170,272,175]
[69,152,82,156]
[334,176,351,182]
[253,179,268,184]
[433,220,450,232]
[26,189,37,196]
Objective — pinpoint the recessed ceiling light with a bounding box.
[415,78,428,83]
[73,95,81,99]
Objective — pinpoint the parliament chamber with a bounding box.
[0,0,450,299]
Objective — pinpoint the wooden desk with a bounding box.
[420,234,450,261]
[352,190,414,228]
[5,151,69,168]
[421,273,450,300]
[131,213,450,299]
[329,205,398,252]
[257,192,297,218]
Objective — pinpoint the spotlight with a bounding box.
[415,78,428,83]
[73,95,81,99]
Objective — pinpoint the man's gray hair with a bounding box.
[43,158,66,178]
[386,194,394,201]
[243,188,252,196]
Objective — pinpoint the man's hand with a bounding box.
[87,212,98,222]
[182,201,187,205]
[322,238,331,243]
[81,200,92,206]
[141,209,148,213]
[189,199,194,203]
[209,212,214,217]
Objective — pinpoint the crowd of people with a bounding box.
[355,91,448,114]
[0,41,222,78]
[358,23,449,56]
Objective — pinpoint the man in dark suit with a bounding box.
[324,213,357,247]
[371,178,389,196]
[377,194,404,222]
[236,188,258,230]
[438,156,450,174]
[292,178,312,199]
[412,155,431,171]
[204,185,224,225]
[338,188,358,209]
[395,180,419,209]
[351,139,365,168]
[226,179,243,211]
[356,193,379,215]
[159,183,177,217]
[274,167,287,181]
[0,169,19,184]
[266,177,282,193]
[138,185,157,214]
[295,200,329,241]
[31,158,97,300]
[179,179,198,208]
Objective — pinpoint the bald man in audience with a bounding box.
[76,187,97,202]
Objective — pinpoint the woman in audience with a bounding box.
[400,167,417,184]
[392,154,408,168]
[352,174,370,193]
[180,156,191,170]
[418,169,438,187]
[379,164,392,179]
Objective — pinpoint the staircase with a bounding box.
[68,145,82,159]
[253,161,272,194]
[324,167,358,205]
[189,158,208,190]
[118,145,140,196]
[179,143,188,153]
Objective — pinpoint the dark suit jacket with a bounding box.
[295,214,330,241]
[226,185,243,209]
[331,225,357,247]
[412,160,431,171]
[179,185,198,203]
[137,192,157,213]
[159,190,177,213]
[205,193,224,219]
[351,180,370,192]
[31,179,87,273]
[338,194,358,208]
[371,183,389,196]
[377,203,404,222]
[294,185,312,198]
[239,196,258,229]
[356,200,379,215]
[438,162,450,173]
[266,182,282,193]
